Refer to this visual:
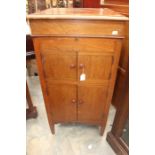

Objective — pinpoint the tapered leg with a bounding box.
[26,107,38,119]
[50,123,55,134]
[26,82,38,119]
[100,125,106,136]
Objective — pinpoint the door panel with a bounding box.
[78,85,108,121]
[48,84,77,122]
[78,53,114,83]
[41,50,77,81]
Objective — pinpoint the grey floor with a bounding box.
[26,76,116,155]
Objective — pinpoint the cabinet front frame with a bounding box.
[32,36,123,133]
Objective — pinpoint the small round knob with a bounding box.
[79,99,84,104]
[79,64,84,69]
[70,64,76,69]
[71,99,76,104]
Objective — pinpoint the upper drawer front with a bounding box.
[75,38,116,52]
[30,19,125,36]
[39,37,117,53]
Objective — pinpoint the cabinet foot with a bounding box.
[100,125,106,136]
[26,106,38,119]
[50,124,55,134]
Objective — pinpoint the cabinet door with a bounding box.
[39,39,77,81]
[78,53,114,83]
[48,83,77,122]
[42,52,77,81]
[78,85,108,122]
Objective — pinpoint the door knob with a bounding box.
[70,64,76,69]
[71,99,76,104]
[79,64,85,69]
[79,99,84,104]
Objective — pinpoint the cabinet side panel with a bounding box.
[102,39,123,125]
[32,38,53,126]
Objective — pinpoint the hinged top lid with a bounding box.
[26,8,128,21]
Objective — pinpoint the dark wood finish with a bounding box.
[26,35,38,120]
[107,67,129,154]
[26,35,34,52]
[26,82,38,119]
[83,0,100,8]
[26,35,35,60]
[26,51,35,60]
[27,8,128,135]
[112,74,128,136]
[107,132,128,155]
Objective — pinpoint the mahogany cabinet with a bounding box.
[27,8,128,135]
[107,67,129,154]
[73,0,100,8]
[26,37,38,119]
[26,82,38,119]
[83,0,101,8]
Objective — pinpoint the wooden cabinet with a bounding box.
[83,0,101,8]
[73,0,100,8]
[107,68,129,154]
[27,8,128,135]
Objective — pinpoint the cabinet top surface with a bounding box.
[26,8,128,21]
